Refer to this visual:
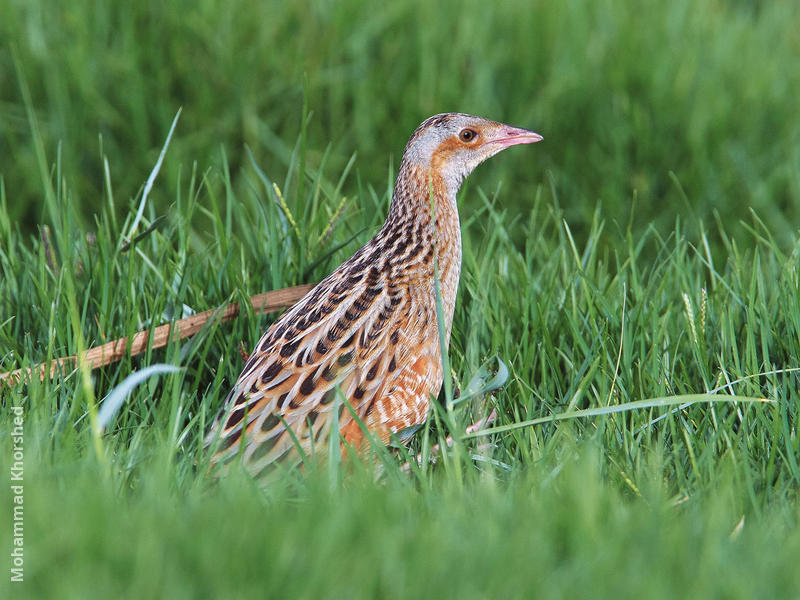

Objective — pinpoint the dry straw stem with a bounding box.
[1,284,313,385]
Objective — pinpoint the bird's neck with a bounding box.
[381,160,463,337]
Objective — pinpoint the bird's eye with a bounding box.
[459,128,477,142]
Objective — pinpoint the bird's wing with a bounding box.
[206,255,433,476]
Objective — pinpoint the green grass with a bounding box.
[5,451,800,599]
[2,0,800,597]
[3,0,800,244]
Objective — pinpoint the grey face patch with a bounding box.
[399,113,505,184]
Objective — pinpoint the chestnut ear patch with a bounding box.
[430,136,468,168]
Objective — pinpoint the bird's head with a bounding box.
[401,113,543,192]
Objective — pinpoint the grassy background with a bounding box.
[2,0,800,597]
[3,0,800,243]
